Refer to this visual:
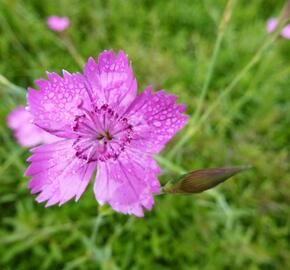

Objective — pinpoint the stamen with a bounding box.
[72,104,134,162]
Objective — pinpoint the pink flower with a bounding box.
[282,25,290,39]
[267,17,290,39]
[25,50,188,216]
[7,106,58,147]
[47,16,70,32]
[267,18,277,33]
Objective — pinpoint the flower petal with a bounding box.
[7,106,58,147]
[47,16,70,32]
[94,150,160,217]
[282,24,290,39]
[27,71,89,138]
[126,86,188,153]
[84,50,137,113]
[266,17,277,33]
[25,140,96,206]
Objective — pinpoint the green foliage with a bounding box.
[0,0,289,269]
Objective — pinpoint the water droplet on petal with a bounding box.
[158,135,164,141]
[153,120,162,127]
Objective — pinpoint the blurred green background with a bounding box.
[0,0,290,269]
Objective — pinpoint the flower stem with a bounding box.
[0,74,25,95]
[155,155,186,174]
[169,2,289,158]
[60,32,85,68]
[168,0,235,158]
[192,0,235,123]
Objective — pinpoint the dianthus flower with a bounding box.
[25,50,188,216]
[267,17,290,39]
[7,106,58,147]
[47,16,70,32]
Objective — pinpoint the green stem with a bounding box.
[60,32,85,67]
[155,155,186,174]
[168,6,288,158]
[168,0,235,158]
[0,74,25,95]
[195,27,282,131]
[193,0,235,123]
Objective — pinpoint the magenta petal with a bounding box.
[28,71,90,138]
[7,106,58,147]
[47,16,70,32]
[266,17,290,39]
[126,86,188,153]
[84,50,137,113]
[94,150,160,217]
[24,50,189,216]
[267,17,277,33]
[281,24,290,39]
[26,140,97,206]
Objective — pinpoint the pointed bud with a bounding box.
[162,166,251,194]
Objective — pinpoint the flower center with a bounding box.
[96,130,113,141]
[72,104,133,162]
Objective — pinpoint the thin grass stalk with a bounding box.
[60,32,85,67]
[169,2,290,158]
[168,0,235,158]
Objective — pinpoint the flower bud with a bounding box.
[162,166,250,194]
